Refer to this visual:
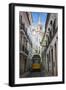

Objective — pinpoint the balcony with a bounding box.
[21,45,29,55]
[24,47,29,55]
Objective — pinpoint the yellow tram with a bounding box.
[32,55,41,71]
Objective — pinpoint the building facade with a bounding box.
[19,12,32,77]
[41,13,58,76]
[31,16,44,60]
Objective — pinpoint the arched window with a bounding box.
[49,30,52,40]
[48,28,50,31]
[53,18,56,30]
[53,18,57,34]
[50,20,53,26]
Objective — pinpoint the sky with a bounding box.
[32,12,47,26]
[30,12,48,49]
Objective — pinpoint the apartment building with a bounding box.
[19,12,32,77]
[41,13,58,76]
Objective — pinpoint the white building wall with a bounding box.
[19,12,32,77]
[42,13,58,76]
[46,32,58,75]
[20,12,29,28]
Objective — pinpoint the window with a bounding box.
[49,51,50,62]
[53,18,56,34]
[19,15,22,25]
[48,28,50,31]
[47,54,49,72]
[48,36,50,44]
[19,15,25,30]
[50,20,53,25]
[51,48,54,75]
[19,32,23,51]
[49,30,52,40]
[55,43,57,60]
[46,41,47,47]
[47,36,49,45]
[54,42,58,75]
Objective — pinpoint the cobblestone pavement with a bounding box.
[27,71,45,77]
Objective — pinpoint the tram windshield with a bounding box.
[32,55,41,64]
